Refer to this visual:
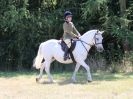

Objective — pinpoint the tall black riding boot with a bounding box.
[64,47,69,61]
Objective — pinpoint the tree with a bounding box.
[119,0,126,15]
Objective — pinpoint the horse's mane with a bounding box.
[80,30,97,40]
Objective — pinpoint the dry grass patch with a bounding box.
[0,71,133,99]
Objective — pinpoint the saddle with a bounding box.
[59,39,76,63]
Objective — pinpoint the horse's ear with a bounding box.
[100,31,104,34]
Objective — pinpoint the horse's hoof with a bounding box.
[88,80,92,83]
[36,78,39,82]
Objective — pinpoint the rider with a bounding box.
[63,11,81,61]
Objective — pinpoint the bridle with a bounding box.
[78,31,103,53]
[94,31,103,45]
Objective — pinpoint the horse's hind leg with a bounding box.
[36,62,45,82]
[45,60,53,83]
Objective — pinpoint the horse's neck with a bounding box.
[80,30,96,45]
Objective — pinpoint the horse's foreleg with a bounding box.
[79,61,92,82]
[45,60,53,83]
[72,63,80,83]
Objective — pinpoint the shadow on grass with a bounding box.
[58,79,89,85]
[57,72,133,85]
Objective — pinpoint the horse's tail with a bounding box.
[33,44,43,69]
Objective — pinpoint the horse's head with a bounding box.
[93,30,104,52]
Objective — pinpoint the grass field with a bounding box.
[0,71,133,99]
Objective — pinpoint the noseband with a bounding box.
[94,31,103,45]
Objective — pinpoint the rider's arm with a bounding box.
[72,23,81,36]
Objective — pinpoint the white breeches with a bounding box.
[64,39,71,48]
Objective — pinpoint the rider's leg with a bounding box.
[64,46,69,60]
[64,39,71,60]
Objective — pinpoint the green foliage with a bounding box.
[82,0,107,19]
[0,0,133,72]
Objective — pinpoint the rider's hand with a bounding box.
[78,34,81,36]
[76,36,79,39]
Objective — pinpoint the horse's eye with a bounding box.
[96,38,99,41]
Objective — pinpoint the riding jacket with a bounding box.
[63,22,80,40]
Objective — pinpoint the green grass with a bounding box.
[0,71,133,80]
[0,71,133,99]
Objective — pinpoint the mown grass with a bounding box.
[0,71,133,99]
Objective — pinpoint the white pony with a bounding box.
[33,30,104,83]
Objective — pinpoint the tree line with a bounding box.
[0,0,133,72]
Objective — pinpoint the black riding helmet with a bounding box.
[64,11,72,18]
